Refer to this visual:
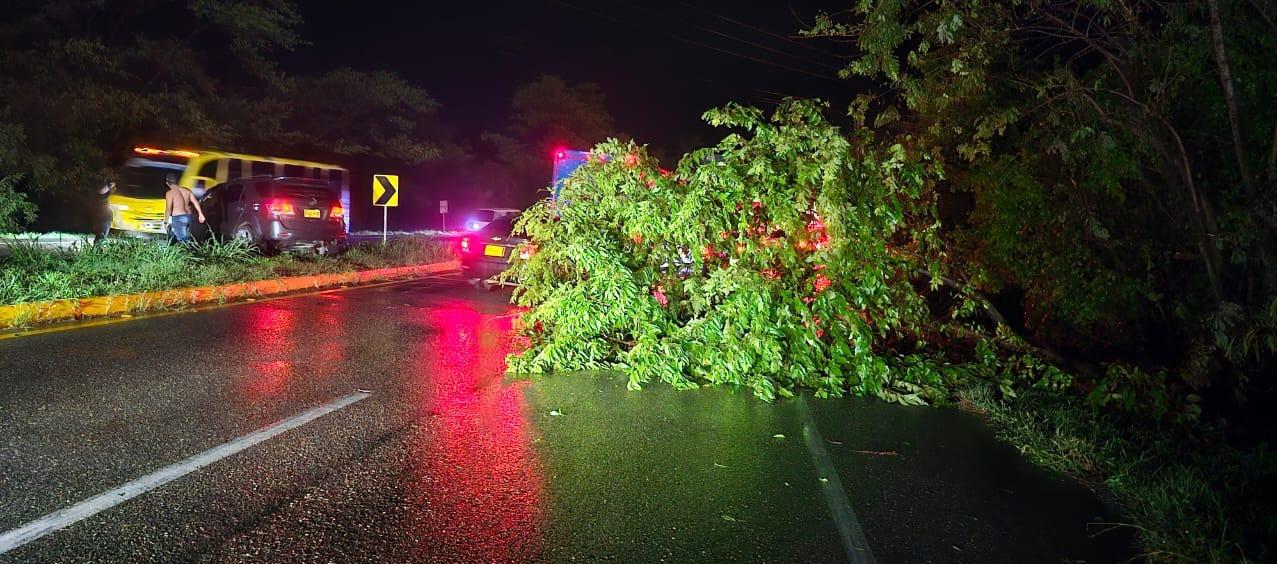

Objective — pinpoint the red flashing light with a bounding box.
[266,201,295,216]
[553,148,566,160]
[460,236,473,254]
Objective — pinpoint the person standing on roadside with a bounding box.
[163,173,204,243]
[93,180,116,246]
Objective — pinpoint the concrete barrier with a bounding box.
[0,260,459,329]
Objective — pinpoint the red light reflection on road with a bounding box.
[409,300,543,562]
[240,305,298,401]
[236,295,348,402]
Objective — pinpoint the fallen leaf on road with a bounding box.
[549,410,564,416]
[850,449,899,456]
[713,463,728,469]
[721,514,740,522]
[772,433,785,439]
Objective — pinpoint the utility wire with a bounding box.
[674,0,850,61]
[614,0,842,72]
[556,0,843,83]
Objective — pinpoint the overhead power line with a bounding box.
[674,0,850,62]
[615,0,842,72]
[555,0,843,84]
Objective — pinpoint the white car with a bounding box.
[465,207,521,232]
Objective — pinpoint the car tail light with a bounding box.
[519,243,536,260]
[329,205,344,219]
[266,201,295,216]
[460,237,472,254]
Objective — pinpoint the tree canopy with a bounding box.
[480,75,623,205]
[802,0,1277,420]
[0,0,443,226]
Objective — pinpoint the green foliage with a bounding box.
[507,100,947,402]
[805,0,1277,424]
[795,5,1277,559]
[960,382,1276,563]
[0,174,36,232]
[0,236,453,305]
[262,68,443,163]
[0,1,443,227]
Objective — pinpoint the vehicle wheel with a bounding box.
[232,223,256,244]
[232,223,267,253]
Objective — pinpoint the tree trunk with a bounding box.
[1206,0,1258,198]
[1151,119,1228,301]
[1207,0,1277,293]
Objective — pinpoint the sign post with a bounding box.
[439,200,449,232]
[372,174,399,244]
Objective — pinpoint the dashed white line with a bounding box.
[0,391,371,554]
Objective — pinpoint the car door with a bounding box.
[193,185,222,241]
[221,183,245,236]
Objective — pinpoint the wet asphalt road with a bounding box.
[0,276,1132,563]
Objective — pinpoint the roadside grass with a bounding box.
[956,382,1275,563]
[0,237,455,305]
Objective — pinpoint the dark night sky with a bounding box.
[298,0,851,152]
[292,1,854,229]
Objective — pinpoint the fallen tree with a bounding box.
[504,100,1060,403]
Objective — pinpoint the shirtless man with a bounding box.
[163,173,205,243]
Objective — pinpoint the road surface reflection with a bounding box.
[410,299,542,562]
[236,294,349,402]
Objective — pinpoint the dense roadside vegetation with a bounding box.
[505,1,1277,560]
[0,1,444,229]
[0,237,452,305]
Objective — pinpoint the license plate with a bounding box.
[484,244,506,257]
[303,208,322,219]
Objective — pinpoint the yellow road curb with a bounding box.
[0,260,459,329]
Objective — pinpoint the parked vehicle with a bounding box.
[193,176,346,254]
[112,146,350,236]
[552,148,590,202]
[464,207,521,232]
[459,215,529,290]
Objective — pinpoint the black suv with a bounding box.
[194,177,346,253]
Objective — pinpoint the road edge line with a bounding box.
[0,391,372,555]
[796,395,877,564]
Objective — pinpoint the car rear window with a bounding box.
[262,182,337,202]
[475,209,496,222]
[480,216,517,237]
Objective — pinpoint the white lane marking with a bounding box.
[796,396,877,564]
[0,391,371,555]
